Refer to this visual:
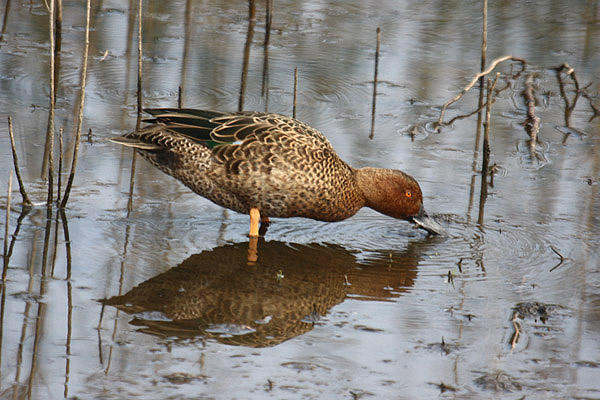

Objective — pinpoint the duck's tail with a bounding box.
[108,135,162,150]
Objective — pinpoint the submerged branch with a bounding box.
[523,74,540,154]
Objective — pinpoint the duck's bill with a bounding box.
[411,206,446,235]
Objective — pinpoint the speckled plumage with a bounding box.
[110,108,442,234]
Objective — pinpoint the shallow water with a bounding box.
[1,0,599,399]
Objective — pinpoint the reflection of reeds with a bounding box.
[3,173,12,272]
[293,67,298,118]
[0,172,11,377]
[369,27,381,140]
[47,125,55,211]
[7,116,32,206]
[61,0,91,208]
[57,127,63,204]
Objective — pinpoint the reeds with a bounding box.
[41,0,56,180]
[261,0,274,105]
[127,0,144,214]
[60,0,91,208]
[238,0,256,112]
[369,27,381,140]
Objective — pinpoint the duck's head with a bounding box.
[357,168,445,235]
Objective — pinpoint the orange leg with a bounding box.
[249,207,260,238]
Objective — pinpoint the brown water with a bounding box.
[1,0,599,399]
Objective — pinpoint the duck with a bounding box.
[110,108,444,237]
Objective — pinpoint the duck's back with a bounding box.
[115,109,365,221]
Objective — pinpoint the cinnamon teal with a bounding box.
[110,109,444,237]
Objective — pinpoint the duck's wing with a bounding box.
[143,108,320,149]
[110,108,335,165]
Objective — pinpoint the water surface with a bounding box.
[1,1,599,399]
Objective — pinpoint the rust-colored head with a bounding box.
[355,168,444,235]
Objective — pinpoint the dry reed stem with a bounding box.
[238,0,256,112]
[60,0,91,208]
[42,0,55,180]
[0,0,10,46]
[137,0,143,115]
[54,0,63,105]
[180,0,192,109]
[127,0,144,214]
[437,55,526,128]
[7,116,32,206]
[293,67,298,118]
[261,0,273,100]
[369,27,381,140]
[477,74,500,226]
[481,73,500,174]
[480,0,487,74]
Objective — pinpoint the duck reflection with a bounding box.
[103,240,424,347]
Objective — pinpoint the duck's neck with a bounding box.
[354,167,391,208]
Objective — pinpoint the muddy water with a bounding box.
[1,0,599,399]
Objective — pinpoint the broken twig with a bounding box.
[437,55,526,128]
[549,246,565,272]
[510,311,521,349]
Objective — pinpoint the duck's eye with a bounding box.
[405,191,412,198]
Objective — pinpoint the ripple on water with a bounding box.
[263,212,428,252]
[421,212,587,301]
